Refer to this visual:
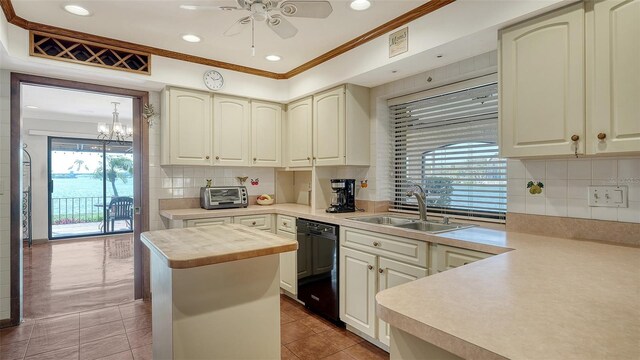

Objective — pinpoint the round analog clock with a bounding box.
[203,70,224,91]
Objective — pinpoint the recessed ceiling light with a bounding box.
[182,34,201,43]
[64,4,91,16]
[265,55,281,62]
[25,105,39,109]
[179,5,198,10]
[350,0,371,11]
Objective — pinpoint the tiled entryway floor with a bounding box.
[2,295,389,360]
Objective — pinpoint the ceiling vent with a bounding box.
[30,31,151,75]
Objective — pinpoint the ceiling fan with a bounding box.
[182,0,333,55]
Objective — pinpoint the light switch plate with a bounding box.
[588,185,628,208]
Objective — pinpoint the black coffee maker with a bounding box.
[326,179,356,213]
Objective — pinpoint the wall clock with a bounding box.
[204,70,224,91]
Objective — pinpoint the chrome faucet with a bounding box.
[406,183,428,221]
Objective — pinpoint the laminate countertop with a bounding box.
[159,204,640,359]
[141,223,298,269]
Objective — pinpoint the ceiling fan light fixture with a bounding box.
[63,4,92,16]
[182,34,202,43]
[265,55,281,62]
[350,0,371,11]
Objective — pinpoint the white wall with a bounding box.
[0,70,11,320]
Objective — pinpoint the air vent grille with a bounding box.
[30,31,151,75]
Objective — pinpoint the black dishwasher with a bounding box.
[296,219,343,326]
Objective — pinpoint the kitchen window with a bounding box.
[389,77,506,221]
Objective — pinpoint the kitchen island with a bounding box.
[141,224,298,360]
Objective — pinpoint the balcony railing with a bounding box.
[51,196,107,225]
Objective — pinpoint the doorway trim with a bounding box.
[7,73,149,326]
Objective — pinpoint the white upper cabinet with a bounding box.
[588,0,640,154]
[499,3,585,157]
[286,97,313,167]
[161,88,213,166]
[312,84,370,166]
[251,101,282,167]
[213,95,251,166]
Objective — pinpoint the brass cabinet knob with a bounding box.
[253,157,257,161]
[251,221,257,226]
[373,241,380,247]
[215,156,220,160]
[378,268,384,274]
[283,222,288,226]
[205,155,210,160]
[597,133,607,140]
[307,157,311,161]
[570,135,579,142]
[367,265,373,270]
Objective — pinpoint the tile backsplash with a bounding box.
[507,157,640,223]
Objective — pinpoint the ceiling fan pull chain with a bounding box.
[251,17,256,56]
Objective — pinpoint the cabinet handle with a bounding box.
[367,265,373,270]
[252,221,257,226]
[205,155,210,160]
[378,268,384,274]
[372,241,380,247]
[570,135,579,142]
[215,156,220,160]
[571,135,580,158]
[597,132,607,140]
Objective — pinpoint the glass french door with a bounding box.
[48,137,134,239]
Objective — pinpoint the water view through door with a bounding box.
[48,137,134,239]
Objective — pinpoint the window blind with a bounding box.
[389,81,506,221]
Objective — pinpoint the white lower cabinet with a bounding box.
[185,217,232,227]
[339,227,429,346]
[233,214,273,231]
[276,215,297,295]
[377,257,428,346]
[435,244,492,273]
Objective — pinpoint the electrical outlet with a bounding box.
[588,185,628,208]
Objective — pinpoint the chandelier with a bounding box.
[97,102,132,144]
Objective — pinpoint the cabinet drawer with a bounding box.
[234,214,272,231]
[340,227,428,268]
[436,244,492,272]
[277,215,296,234]
[185,217,232,227]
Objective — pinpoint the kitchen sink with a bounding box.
[348,215,418,226]
[348,215,474,234]
[394,221,475,233]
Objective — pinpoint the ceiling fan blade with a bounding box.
[279,1,333,18]
[180,4,243,11]
[224,16,252,36]
[267,14,298,39]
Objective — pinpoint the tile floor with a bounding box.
[23,235,135,319]
[2,295,389,360]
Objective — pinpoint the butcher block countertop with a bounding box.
[159,204,640,359]
[141,224,298,269]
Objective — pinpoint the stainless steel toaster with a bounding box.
[200,186,248,210]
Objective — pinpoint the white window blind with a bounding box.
[389,81,506,221]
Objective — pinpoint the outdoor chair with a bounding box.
[107,196,133,232]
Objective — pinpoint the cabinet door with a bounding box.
[500,3,585,157]
[277,230,297,295]
[286,97,314,167]
[252,101,282,166]
[185,217,232,227]
[213,95,250,166]
[435,244,492,273]
[313,87,345,166]
[168,89,212,165]
[339,247,376,338]
[588,0,640,154]
[377,257,428,346]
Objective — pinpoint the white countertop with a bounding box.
[159,204,640,359]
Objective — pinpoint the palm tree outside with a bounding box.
[94,155,133,198]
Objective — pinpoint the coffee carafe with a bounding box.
[326,179,356,213]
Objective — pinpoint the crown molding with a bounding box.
[0,0,455,80]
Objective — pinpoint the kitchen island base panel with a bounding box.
[390,327,464,360]
[151,251,281,360]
